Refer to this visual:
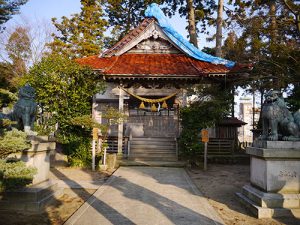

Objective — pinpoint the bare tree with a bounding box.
[0,15,54,67]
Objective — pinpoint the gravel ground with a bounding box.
[1,165,299,225]
[187,164,300,225]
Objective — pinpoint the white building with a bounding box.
[238,97,260,144]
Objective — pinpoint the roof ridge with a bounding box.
[101,18,155,57]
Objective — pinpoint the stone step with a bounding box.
[0,181,64,212]
[236,192,300,219]
[0,180,60,202]
[242,184,300,209]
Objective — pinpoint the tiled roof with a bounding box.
[76,17,252,78]
[217,117,247,127]
[102,18,155,57]
[76,53,241,77]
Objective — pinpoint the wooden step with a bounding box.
[131,137,175,142]
[128,137,177,162]
[128,156,178,162]
[130,149,176,154]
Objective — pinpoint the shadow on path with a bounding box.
[68,167,224,225]
[51,168,136,225]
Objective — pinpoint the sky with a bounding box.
[5,0,214,49]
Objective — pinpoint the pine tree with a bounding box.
[105,1,216,48]
[105,0,164,44]
[49,0,108,58]
[223,0,299,113]
[164,0,217,47]
[215,0,224,57]
[0,0,28,31]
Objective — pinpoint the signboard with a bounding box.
[92,128,99,140]
[201,129,209,143]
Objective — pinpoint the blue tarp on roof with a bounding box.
[145,3,235,68]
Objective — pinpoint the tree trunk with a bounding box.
[269,1,277,43]
[216,0,224,57]
[187,0,198,48]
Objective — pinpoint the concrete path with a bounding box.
[65,167,225,225]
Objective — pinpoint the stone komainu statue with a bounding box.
[1,84,37,134]
[260,90,300,141]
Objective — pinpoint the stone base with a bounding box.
[238,142,300,218]
[107,153,117,170]
[237,184,300,219]
[98,164,108,171]
[9,135,56,184]
[246,147,300,193]
[0,181,63,212]
[253,140,300,149]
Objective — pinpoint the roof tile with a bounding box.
[76,53,238,77]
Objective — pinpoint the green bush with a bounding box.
[0,159,37,191]
[0,129,31,159]
[61,134,92,168]
[179,85,231,158]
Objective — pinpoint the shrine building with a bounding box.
[77,4,250,162]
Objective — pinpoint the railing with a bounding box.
[105,136,129,155]
[207,138,235,156]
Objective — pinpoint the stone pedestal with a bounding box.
[13,136,56,184]
[237,141,300,218]
[1,136,62,212]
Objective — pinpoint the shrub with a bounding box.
[0,129,31,159]
[179,85,231,158]
[61,133,92,168]
[0,159,37,191]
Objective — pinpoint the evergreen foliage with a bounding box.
[0,129,31,159]
[222,1,299,111]
[50,0,108,58]
[164,0,217,34]
[22,55,105,167]
[105,1,217,47]
[23,54,105,136]
[179,85,231,156]
[0,159,37,191]
[0,0,28,30]
[105,0,164,43]
[69,107,126,165]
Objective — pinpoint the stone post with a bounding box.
[117,86,124,158]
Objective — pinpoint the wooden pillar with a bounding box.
[117,86,124,157]
[182,89,188,107]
